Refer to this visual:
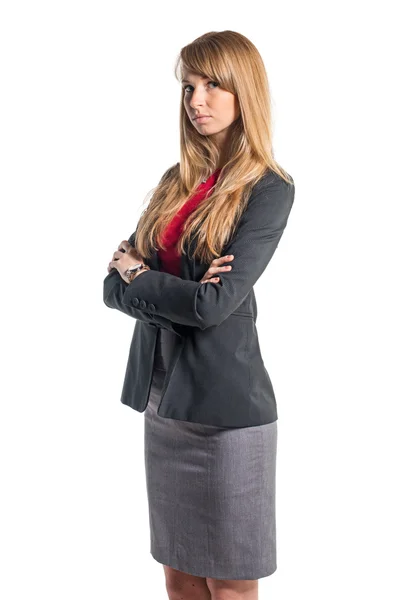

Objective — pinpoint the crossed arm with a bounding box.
[103,231,191,336]
[103,173,295,335]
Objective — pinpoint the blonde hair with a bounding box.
[134,30,293,265]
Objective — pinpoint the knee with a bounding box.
[206,577,258,599]
[164,565,210,599]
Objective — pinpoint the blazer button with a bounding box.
[139,299,147,309]
[132,297,139,307]
[148,303,156,312]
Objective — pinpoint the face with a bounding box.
[181,70,241,147]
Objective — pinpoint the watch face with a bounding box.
[128,264,141,273]
[127,264,143,281]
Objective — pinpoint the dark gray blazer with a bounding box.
[103,169,295,427]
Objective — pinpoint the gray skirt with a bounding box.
[143,328,278,580]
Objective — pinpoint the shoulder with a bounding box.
[247,169,295,215]
[250,168,295,198]
[236,169,295,232]
[158,162,180,185]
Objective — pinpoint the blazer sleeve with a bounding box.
[103,231,189,337]
[120,173,295,330]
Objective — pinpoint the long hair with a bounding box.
[134,30,293,265]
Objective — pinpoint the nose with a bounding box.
[188,87,206,109]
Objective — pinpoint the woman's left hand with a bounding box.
[108,240,146,284]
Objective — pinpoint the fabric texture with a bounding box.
[146,171,278,579]
[157,168,222,276]
[144,364,278,580]
[153,169,221,370]
[103,168,295,427]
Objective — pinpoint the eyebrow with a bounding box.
[181,76,208,84]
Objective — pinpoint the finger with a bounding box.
[207,263,232,277]
[113,249,125,260]
[211,254,234,265]
[118,240,129,253]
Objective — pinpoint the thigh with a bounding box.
[163,565,211,598]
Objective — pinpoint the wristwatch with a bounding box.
[124,262,150,283]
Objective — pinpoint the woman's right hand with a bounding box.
[200,254,234,284]
[107,239,144,273]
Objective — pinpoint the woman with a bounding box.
[104,30,295,600]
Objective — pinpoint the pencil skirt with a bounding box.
[143,328,278,580]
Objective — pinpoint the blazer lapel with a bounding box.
[145,251,160,272]
[181,236,209,282]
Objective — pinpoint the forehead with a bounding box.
[181,71,209,83]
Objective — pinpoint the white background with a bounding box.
[1,1,399,598]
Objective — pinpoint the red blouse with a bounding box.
[157,168,222,276]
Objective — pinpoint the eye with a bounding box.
[183,81,219,92]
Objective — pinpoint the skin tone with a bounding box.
[107,243,150,283]
[181,69,241,168]
[108,70,240,283]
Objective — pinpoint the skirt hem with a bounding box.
[150,549,278,581]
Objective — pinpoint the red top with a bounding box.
[157,169,222,276]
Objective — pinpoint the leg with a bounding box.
[163,565,212,599]
[206,577,258,600]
